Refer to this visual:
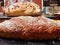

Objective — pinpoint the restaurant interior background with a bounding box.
[0,0,42,13]
[0,0,60,14]
[0,0,60,22]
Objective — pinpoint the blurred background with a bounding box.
[0,0,60,17]
[0,0,60,21]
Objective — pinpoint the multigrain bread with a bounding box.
[5,1,41,16]
[0,16,60,40]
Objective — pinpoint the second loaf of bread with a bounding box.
[5,1,41,16]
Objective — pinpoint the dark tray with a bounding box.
[0,38,59,45]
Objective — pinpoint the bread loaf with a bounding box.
[0,16,60,40]
[5,1,41,16]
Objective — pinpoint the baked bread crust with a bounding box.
[5,1,41,16]
[0,16,60,40]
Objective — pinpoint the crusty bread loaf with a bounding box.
[5,1,41,16]
[0,16,60,40]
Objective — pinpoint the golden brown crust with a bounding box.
[0,16,60,40]
[5,1,41,16]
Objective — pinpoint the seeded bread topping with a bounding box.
[0,20,23,31]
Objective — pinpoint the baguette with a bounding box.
[0,16,60,40]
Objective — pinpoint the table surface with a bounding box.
[0,15,56,19]
[0,38,59,45]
